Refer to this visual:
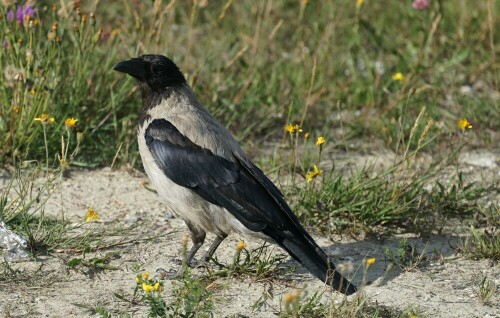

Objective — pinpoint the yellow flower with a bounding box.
[285,123,303,134]
[283,289,301,305]
[142,272,150,280]
[283,292,295,305]
[306,165,323,182]
[34,113,55,125]
[316,136,326,147]
[392,72,405,82]
[304,132,310,140]
[85,207,99,222]
[365,257,376,269]
[142,283,154,293]
[457,118,472,131]
[356,0,365,9]
[236,241,247,251]
[154,282,163,292]
[65,117,78,129]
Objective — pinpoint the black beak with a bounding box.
[113,58,147,81]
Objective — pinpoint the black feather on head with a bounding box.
[113,54,186,90]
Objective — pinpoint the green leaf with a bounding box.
[67,258,83,267]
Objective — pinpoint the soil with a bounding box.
[0,149,498,318]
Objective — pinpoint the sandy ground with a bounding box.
[0,150,498,317]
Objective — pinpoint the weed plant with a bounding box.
[0,1,498,165]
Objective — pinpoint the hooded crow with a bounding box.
[113,54,357,295]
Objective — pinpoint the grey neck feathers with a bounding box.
[138,83,199,128]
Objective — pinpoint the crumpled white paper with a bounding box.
[0,219,29,262]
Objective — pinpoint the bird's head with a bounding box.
[113,55,186,91]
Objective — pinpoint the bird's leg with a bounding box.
[201,234,228,264]
[157,222,206,279]
[183,221,206,267]
[184,241,204,266]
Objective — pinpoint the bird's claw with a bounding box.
[172,258,205,268]
[172,258,183,266]
[155,267,184,280]
[155,258,206,280]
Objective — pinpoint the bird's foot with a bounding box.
[172,258,183,266]
[155,267,185,280]
[172,258,204,268]
[156,258,208,280]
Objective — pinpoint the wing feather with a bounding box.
[145,118,317,241]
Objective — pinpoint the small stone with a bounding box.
[124,214,140,224]
[164,211,174,220]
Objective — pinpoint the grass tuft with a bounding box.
[460,226,499,261]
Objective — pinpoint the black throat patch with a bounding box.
[138,84,177,128]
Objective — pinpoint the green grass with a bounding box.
[0,165,165,263]
[0,1,498,165]
[0,165,69,254]
[277,287,425,318]
[209,243,293,281]
[384,238,427,271]
[292,165,494,235]
[0,4,132,165]
[460,226,500,261]
[474,274,496,305]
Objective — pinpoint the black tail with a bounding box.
[277,235,357,295]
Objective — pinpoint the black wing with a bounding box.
[146,119,268,231]
[145,119,239,188]
[145,118,312,240]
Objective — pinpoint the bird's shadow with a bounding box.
[279,234,462,289]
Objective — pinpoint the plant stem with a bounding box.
[43,125,48,172]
